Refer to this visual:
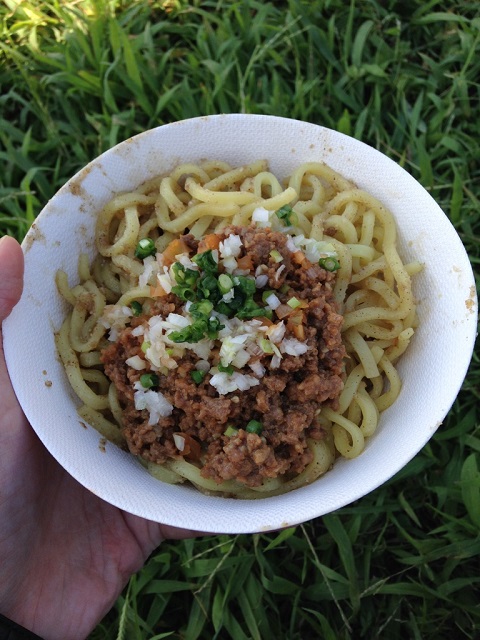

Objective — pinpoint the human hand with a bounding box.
[0,236,200,640]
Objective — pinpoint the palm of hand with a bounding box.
[0,375,168,640]
[0,237,196,640]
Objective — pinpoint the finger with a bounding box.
[0,236,25,414]
[160,525,211,540]
[0,236,24,323]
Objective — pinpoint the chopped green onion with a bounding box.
[275,205,295,226]
[269,249,283,263]
[218,273,233,294]
[189,299,214,319]
[140,373,159,389]
[169,316,224,344]
[134,238,156,259]
[234,275,256,296]
[131,301,142,316]
[319,256,341,272]
[191,369,206,384]
[141,341,151,353]
[224,425,239,437]
[197,273,219,299]
[206,317,224,339]
[172,262,199,286]
[172,261,185,281]
[171,284,197,302]
[279,284,289,294]
[169,321,206,344]
[192,249,218,274]
[236,298,265,319]
[246,419,263,435]
[183,268,200,287]
[287,296,301,309]
[218,363,234,375]
[216,301,234,316]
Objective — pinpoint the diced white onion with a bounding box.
[222,256,238,273]
[265,293,281,310]
[209,371,260,395]
[274,264,286,280]
[139,256,157,288]
[266,321,286,344]
[255,274,269,288]
[125,355,147,370]
[220,334,250,365]
[246,342,263,356]
[281,338,309,356]
[157,272,173,294]
[176,254,199,270]
[232,348,251,368]
[219,234,242,258]
[173,433,185,451]
[286,237,298,253]
[188,339,214,360]
[133,386,173,425]
[249,360,266,377]
[164,313,191,329]
[252,207,270,223]
[270,354,282,369]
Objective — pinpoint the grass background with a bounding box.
[1,0,479,638]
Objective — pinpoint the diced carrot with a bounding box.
[292,323,305,340]
[292,250,306,264]
[162,238,191,266]
[150,283,167,298]
[287,311,306,337]
[174,432,202,460]
[236,254,253,271]
[198,233,221,253]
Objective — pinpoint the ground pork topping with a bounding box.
[101,220,346,487]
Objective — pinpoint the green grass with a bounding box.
[1,1,479,638]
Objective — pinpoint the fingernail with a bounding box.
[0,236,13,249]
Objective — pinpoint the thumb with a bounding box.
[0,236,24,323]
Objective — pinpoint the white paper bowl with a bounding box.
[3,115,477,533]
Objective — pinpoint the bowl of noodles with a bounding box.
[3,115,477,533]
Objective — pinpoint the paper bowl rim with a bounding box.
[3,114,477,533]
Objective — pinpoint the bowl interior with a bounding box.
[3,115,477,533]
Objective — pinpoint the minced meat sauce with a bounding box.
[101,225,345,487]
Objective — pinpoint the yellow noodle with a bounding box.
[170,163,211,184]
[77,405,124,446]
[203,160,268,190]
[353,386,379,437]
[344,329,380,379]
[185,177,258,205]
[156,198,239,233]
[55,317,109,410]
[97,205,140,257]
[160,177,188,215]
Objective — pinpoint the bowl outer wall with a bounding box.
[3,114,477,533]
